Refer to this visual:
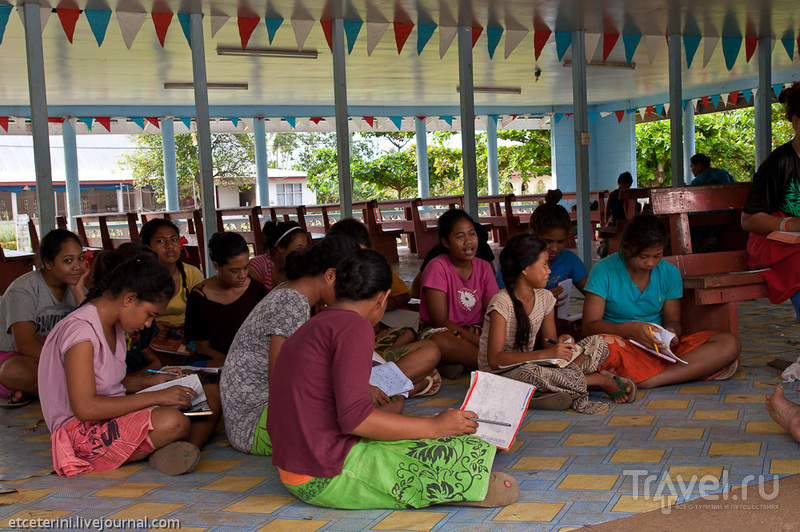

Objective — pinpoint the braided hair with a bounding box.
[499,233,548,351]
[140,218,188,300]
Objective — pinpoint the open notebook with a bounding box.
[136,374,213,416]
[628,324,687,364]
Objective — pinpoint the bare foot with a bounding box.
[766,385,800,442]
[586,372,630,403]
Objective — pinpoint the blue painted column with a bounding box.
[62,118,81,228]
[683,102,695,185]
[755,36,772,168]
[161,118,179,211]
[487,115,499,195]
[415,117,429,198]
[458,25,478,219]
[253,118,270,206]
[331,17,352,217]
[23,1,55,233]
[571,28,592,269]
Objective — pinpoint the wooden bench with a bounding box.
[74,212,140,250]
[215,206,264,256]
[141,210,206,275]
[477,194,526,245]
[0,245,35,294]
[375,198,446,259]
[352,200,402,262]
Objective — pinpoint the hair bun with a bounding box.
[544,189,563,204]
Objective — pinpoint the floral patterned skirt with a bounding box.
[282,435,496,509]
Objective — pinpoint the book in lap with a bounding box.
[628,324,688,364]
[369,361,414,398]
[498,342,584,370]
[135,374,213,416]
[767,231,800,244]
[460,371,535,451]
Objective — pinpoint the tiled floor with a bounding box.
[2,245,799,531]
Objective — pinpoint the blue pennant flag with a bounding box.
[227,117,240,128]
[265,18,283,44]
[553,113,564,124]
[773,83,784,98]
[130,117,145,129]
[177,13,191,48]
[555,32,571,61]
[344,20,362,54]
[388,116,403,130]
[587,112,598,123]
[710,94,721,108]
[78,117,93,131]
[283,117,296,128]
[0,5,12,47]
[781,36,795,60]
[654,104,664,117]
[682,99,689,110]
[84,9,112,46]
[178,117,193,130]
[683,35,701,68]
[417,24,436,54]
[742,88,753,103]
[622,34,642,65]
[487,27,503,59]
[440,115,453,127]
[721,36,742,71]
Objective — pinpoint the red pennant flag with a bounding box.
[0,117,8,132]
[471,25,483,48]
[310,117,323,124]
[48,117,65,123]
[394,22,413,53]
[416,116,426,121]
[145,117,160,128]
[745,37,758,63]
[603,33,620,61]
[238,16,260,50]
[701,96,709,108]
[565,113,573,118]
[533,29,551,60]
[363,116,374,127]
[152,12,173,48]
[56,8,81,43]
[95,117,111,132]
[320,20,333,51]
[646,106,654,118]
[511,114,518,120]
[730,91,739,105]
[615,110,625,123]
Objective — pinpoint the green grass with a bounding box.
[0,220,17,250]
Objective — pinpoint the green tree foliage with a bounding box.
[122,133,255,204]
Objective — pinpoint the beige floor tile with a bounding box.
[666,465,724,482]
[724,394,766,403]
[607,415,654,426]
[148,528,207,532]
[654,428,704,439]
[107,502,184,520]
[512,456,568,471]
[557,474,618,490]
[500,440,524,453]
[612,495,676,513]
[32,448,52,457]
[93,483,164,498]
[646,400,690,409]
[83,464,146,479]
[25,433,52,443]
[563,434,614,446]
[745,422,787,434]
[522,421,571,432]
[610,449,665,463]
[199,476,268,492]
[770,459,800,475]
[0,510,72,528]
[708,442,761,455]
[692,410,739,420]
[0,488,56,505]
[223,495,294,514]
[193,459,244,473]
[494,502,564,522]
[16,410,44,418]
[414,397,460,407]
[372,510,447,531]
[257,520,329,532]
[678,385,719,394]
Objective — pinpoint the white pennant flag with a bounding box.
[365,21,389,55]
[638,107,648,120]
[646,34,662,64]
[291,18,315,49]
[585,33,602,62]
[721,92,729,106]
[117,11,147,49]
[599,111,612,118]
[17,6,52,31]
[504,28,528,59]
[439,25,458,58]
[664,103,670,115]
[703,35,719,67]
[210,9,229,38]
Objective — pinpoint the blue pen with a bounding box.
[147,369,179,376]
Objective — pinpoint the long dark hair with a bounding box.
[334,248,392,302]
[499,234,548,351]
[140,218,188,299]
[620,213,669,258]
[39,228,82,265]
[529,189,572,236]
[779,82,800,121]
[84,245,174,305]
[284,235,360,281]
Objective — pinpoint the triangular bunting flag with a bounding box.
[56,7,81,44]
[363,116,374,128]
[417,24,436,54]
[664,103,670,114]
[78,117,93,130]
[654,104,664,117]
[265,17,283,43]
[701,96,709,108]
[344,20,362,54]
[177,13,191,47]
[48,117,66,124]
[683,35,701,68]
[0,5,11,46]
[773,83,784,98]
[388,116,403,130]
[614,110,625,123]
[239,15,260,50]
[283,117,296,128]
[320,19,332,51]
[417,115,426,121]
[487,27,502,59]
[471,25,483,48]
[745,37,757,62]
[781,34,794,60]
[646,105,654,117]
[603,33,620,61]
[117,10,147,49]
[505,28,527,59]
[703,35,719,67]
[366,20,389,55]
[721,92,730,106]
[440,115,453,127]
[710,93,721,108]
[227,117,240,127]
[291,18,315,49]
[554,32,571,61]
[553,113,564,124]
[146,117,160,128]
[682,99,689,110]
[622,33,641,65]
[178,117,192,130]
[84,9,111,46]
[95,117,111,132]
[599,112,612,118]
[565,113,573,118]
[439,25,457,58]
[131,117,145,129]
[646,34,662,63]
[742,89,752,103]
[585,33,601,61]
[152,11,173,48]
[310,117,323,124]
[0,117,8,132]
[210,10,229,38]
[721,36,742,71]
[24,6,52,31]
[394,22,413,53]
[587,112,598,123]
[531,28,549,60]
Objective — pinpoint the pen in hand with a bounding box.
[648,326,661,355]
[147,369,179,377]
[469,418,512,427]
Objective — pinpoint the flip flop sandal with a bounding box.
[706,357,741,381]
[148,442,200,476]
[528,391,572,410]
[412,369,442,397]
[600,370,637,403]
[1,393,33,409]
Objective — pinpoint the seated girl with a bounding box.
[582,214,741,388]
[267,248,519,509]
[480,234,636,413]
[185,232,267,366]
[38,252,212,477]
[419,209,499,371]
[249,220,308,291]
[0,229,88,406]
[140,219,204,329]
